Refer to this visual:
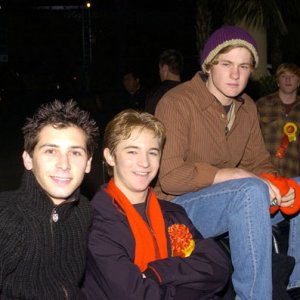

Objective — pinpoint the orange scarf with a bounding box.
[260,173,300,215]
[105,179,168,272]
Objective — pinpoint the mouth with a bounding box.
[227,83,239,87]
[51,176,72,184]
[133,171,149,177]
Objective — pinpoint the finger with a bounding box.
[280,199,295,207]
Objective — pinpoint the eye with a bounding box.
[45,148,56,155]
[240,65,250,70]
[149,151,159,157]
[71,151,83,156]
[221,62,230,67]
[127,150,137,155]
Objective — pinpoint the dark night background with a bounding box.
[0,0,299,197]
[0,0,199,197]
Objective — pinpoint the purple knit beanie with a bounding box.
[200,25,259,72]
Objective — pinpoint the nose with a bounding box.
[230,66,240,79]
[56,153,71,170]
[137,153,150,168]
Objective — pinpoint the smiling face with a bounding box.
[23,125,92,205]
[206,47,253,105]
[104,127,160,204]
[278,71,300,95]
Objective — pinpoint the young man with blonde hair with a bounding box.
[155,26,300,299]
[81,109,230,299]
[257,63,300,178]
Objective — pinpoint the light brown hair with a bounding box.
[103,109,165,176]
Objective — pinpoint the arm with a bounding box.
[81,210,164,300]
[144,205,230,296]
[155,94,219,195]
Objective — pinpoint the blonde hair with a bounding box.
[274,63,300,82]
[103,109,166,176]
[203,44,256,73]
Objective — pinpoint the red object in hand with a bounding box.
[260,173,300,215]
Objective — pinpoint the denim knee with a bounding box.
[235,177,270,205]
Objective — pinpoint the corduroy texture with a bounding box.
[200,25,259,72]
[0,171,93,299]
[154,73,275,201]
[106,178,168,272]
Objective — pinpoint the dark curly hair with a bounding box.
[22,99,99,157]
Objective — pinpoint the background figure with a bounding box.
[121,69,148,111]
[81,109,231,300]
[145,49,183,114]
[257,63,300,178]
[154,25,300,299]
[0,100,99,299]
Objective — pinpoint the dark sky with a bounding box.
[0,0,199,194]
[1,0,199,96]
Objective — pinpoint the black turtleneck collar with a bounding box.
[17,170,80,219]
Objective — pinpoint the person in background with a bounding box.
[81,109,231,300]
[145,49,183,115]
[154,25,300,299]
[121,69,148,111]
[0,100,99,299]
[257,63,300,178]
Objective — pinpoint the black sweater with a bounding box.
[0,171,93,299]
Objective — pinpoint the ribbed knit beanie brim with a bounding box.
[200,25,259,72]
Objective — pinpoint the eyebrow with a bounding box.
[219,59,251,65]
[123,145,160,152]
[39,144,87,153]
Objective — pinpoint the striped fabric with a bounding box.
[154,72,275,201]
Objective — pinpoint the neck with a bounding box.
[205,79,234,106]
[279,90,297,105]
[165,73,181,82]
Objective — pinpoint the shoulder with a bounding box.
[90,186,123,221]
[240,93,260,114]
[256,92,279,107]
[0,191,25,236]
[158,73,203,107]
[0,190,21,214]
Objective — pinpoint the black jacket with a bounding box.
[145,80,181,115]
[0,171,93,299]
[81,185,230,300]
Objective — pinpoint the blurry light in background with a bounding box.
[86,2,91,8]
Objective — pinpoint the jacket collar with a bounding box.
[194,72,245,111]
[18,170,80,219]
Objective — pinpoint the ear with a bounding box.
[85,157,93,174]
[162,64,169,72]
[22,151,33,170]
[103,148,115,167]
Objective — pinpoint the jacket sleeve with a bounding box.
[81,206,168,300]
[143,205,231,296]
[155,93,219,196]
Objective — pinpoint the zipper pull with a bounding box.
[52,209,59,222]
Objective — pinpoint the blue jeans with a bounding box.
[173,177,300,300]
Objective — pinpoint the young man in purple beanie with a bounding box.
[154,25,300,299]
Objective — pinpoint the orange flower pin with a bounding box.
[168,224,195,257]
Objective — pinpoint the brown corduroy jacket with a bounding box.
[154,72,275,201]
